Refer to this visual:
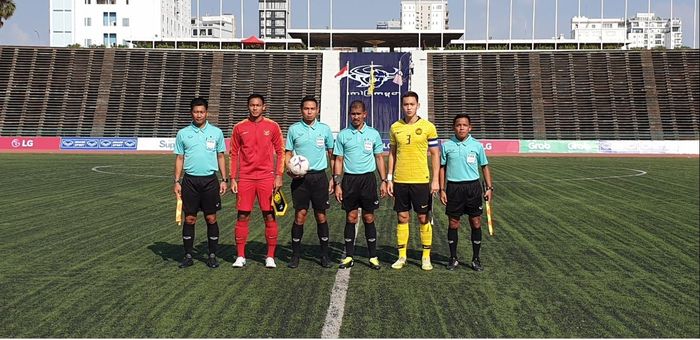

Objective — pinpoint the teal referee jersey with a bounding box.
[285,119,334,171]
[440,135,488,181]
[333,124,383,174]
[174,121,226,176]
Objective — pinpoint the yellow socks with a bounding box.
[397,223,409,258]
[420,223,432,258]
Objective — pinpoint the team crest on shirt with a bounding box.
[264,130,270,136]
[415,128,423,135]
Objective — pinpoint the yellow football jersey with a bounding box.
[389,118,439,183]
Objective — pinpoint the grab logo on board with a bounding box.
[528,141,551,150]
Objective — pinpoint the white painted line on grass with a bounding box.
[91,165,169,178]
[321,210,360,339]
[495,168,647,183]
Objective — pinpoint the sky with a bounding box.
[0,0,697,47]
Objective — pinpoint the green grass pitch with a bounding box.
[0,154,697,337]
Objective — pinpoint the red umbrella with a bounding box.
[241,35,264,45]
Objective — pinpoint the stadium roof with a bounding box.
[287,29,464,49]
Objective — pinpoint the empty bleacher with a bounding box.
[0,47,697,140]
[429,49,699,140]
[0,47,323,137]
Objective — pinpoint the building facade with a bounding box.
[192,15,236,39]
[400,0,448,31]
[50,0,191,47]
[627,13,682,49]
[570,16,627,44]
[570,13,683,49]
[258,0,290,39]
[377,20,401,30]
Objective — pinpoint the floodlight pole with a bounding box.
[463,0,467,50]
[330,0,333,49]
[509,0,512,50]
[531,0,536,50]
[486,0,490,50]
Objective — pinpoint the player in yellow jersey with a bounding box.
[387,91,440,270]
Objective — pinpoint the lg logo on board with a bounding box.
[11,139,34,148]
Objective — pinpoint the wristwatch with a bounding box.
[332,174,342,185]
[174,178,182,184]
[485,186,494,192]
[221,178,230,183]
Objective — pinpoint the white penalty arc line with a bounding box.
[494,168,647,183]
[321,210,361,339]
[91,165,170,178]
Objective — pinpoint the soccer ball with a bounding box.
[287,154,309,176]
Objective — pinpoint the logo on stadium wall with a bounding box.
[348,65,399,90]
[10,138,34,148]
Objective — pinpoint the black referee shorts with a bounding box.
[445,180,483,218]
[181,174,222,215]
[341,172,379,212]
[291,170,330,211]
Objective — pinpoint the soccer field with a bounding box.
[0,154,697,337]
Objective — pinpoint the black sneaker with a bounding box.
[287,255,300,269]
[471,258,483,272]
[446,257,459,271]
[179,254,194,268]
[206,254,219,269]
[320,255,332,268]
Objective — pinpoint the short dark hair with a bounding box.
[247,93,265,104]
[300,95,318,109]
[190,97,208,110]
[349,100,366,112]
[401,91,419,103]
[453,113,472,126]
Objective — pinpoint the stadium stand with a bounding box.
[0,47,323,137]
[0,47,697,140]
[429,49,699,140]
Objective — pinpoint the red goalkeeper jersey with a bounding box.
[229,117,284,181]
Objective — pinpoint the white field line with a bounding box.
[91,165,169,178]
[321,209,360,339]
[91,165,647,183]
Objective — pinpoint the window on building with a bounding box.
[603,23,612,28]
[85,0,91,4]
[85,38,92,46]
[103,33,116,46]
[84,17,91,26]
[103,12,116,26]
[193,29,197,35]
[208,29,212,35]
[122,18,129,26]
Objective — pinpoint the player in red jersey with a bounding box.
[229,94,285,268]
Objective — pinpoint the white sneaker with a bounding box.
[232,257,246,268]
[421,257,433,271]
[391,257,407,269]
[265,257,277,268]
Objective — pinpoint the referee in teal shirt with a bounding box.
[174,97,228,269]
[332,100,387,270]
[438,114,493,271]
[284,96,335,268]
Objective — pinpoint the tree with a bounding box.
[0,0,16,28]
